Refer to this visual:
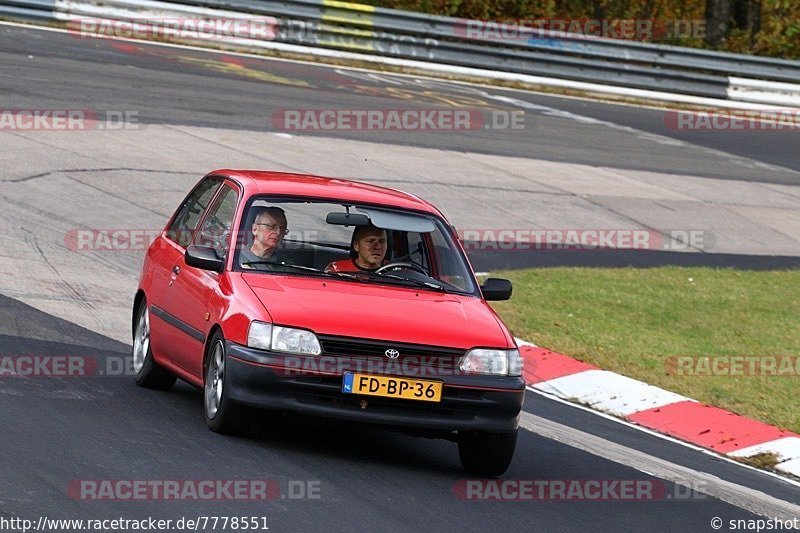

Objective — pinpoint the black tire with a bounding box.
[132,299,176,391]
[458,429,517,476]
[204,331,250,435]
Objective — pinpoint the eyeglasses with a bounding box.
[255,223,287,233]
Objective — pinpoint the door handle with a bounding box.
[172,265,181,275]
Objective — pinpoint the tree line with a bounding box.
[363,0,799,59]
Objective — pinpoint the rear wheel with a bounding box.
[458,429,517,476]
[204,332,250,435]
[132,300,176,390]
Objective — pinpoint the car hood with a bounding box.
[241,273,512,349]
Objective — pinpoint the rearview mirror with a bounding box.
[326,212,370,227]
[185,245,224,273]
[481,278,512,301]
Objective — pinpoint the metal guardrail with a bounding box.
[2,0,53,18]
[2,0,800,103]
[209,0,800,81]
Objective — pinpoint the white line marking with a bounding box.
[729,437,800,463]
[730,437,800,460]
[525,385,800,490]
[487,94,685,146]
[532,369,692,417]
[519,410,800,519]
[776,459,800,478]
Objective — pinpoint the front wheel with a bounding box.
[204,332,250,435]
[458,430,517,476]
[132,299,176,390]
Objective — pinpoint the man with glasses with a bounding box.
[240,206,288,267]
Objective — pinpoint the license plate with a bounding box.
[342,372,442,403]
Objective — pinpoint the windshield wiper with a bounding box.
[328,271,360,280]
[327,269,443,290]
[241,261,327,275]
[375,272,445,291]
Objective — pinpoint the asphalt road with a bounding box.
[1,24,798,184]
[2,293,797,533]
[1,21,800,533]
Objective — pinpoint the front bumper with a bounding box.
[225,341,525,433]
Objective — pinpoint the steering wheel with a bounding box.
[374,261,428,276]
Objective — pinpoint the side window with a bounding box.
[166,178,222,248]
[195,185,238,259]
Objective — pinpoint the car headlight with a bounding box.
[272,325,322,355]
[247,321,321,355]
[459,348,522,376]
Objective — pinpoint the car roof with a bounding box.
[210,169,446,219]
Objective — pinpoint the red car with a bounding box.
[132,170,525,475]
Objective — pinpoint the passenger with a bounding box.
[240,206,288,266]
[326,224,388,273]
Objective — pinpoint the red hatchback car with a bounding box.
[133,170,525,475]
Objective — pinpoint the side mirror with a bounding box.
[185,245,224,273]
[481,278,512,301]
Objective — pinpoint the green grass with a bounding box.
[489,267,800,433]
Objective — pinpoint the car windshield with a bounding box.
[234,198,478,295]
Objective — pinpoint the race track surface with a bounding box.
[1,22,799,533]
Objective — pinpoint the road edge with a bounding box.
[517,341,800,481]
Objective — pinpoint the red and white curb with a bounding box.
[515,341,800,478]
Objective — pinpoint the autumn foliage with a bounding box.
[363,0,800,59]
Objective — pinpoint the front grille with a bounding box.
[317,335,466,375]
[318,335,465,359]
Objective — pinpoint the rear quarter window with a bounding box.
[166,177,222,248]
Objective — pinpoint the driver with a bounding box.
[326,224,388,273]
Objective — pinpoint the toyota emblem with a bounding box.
[385,349,400,359]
